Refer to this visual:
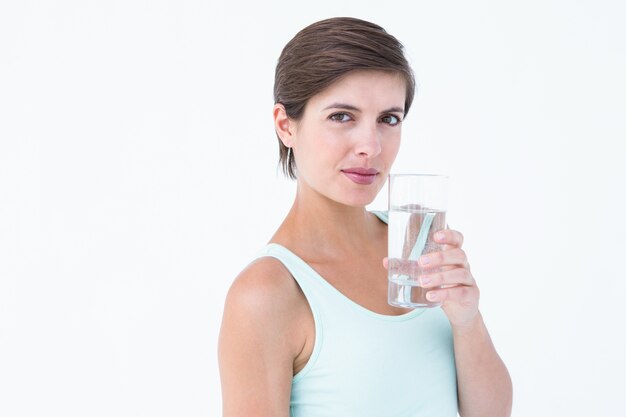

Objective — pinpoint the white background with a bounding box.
[1,1,625,416]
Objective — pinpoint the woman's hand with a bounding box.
[384,228,480,329]
[418,229,480,328]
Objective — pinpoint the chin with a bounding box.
[337,189,380,207]
[342,182,385,206]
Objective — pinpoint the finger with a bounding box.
[433,229,464,248]
[418,247,469,268]
[425,284,479,304]
[419,267,475,288]
[382,257,388,269]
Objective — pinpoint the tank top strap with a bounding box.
[254,243,328,297]
[370,209,388,224]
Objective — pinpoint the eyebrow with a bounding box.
[322,103,405,115]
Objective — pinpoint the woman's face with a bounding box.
[290,70,406,207]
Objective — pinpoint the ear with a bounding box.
[273,103,297,147]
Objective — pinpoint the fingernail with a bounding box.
[419,255,430,265]
[426,291,438,301]
[420,276,431,286]
[435,232,445,241]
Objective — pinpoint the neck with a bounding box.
[272,181,384,262]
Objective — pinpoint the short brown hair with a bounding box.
[274,17,416,179]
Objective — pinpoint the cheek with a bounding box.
[383,136,401,159]
[307,129,349,158]
[296,128,341,170]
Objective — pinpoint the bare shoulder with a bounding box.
[219,256,308,416]
[221,256,308,351]
[225,256,304,315]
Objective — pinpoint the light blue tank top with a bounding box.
[254,211,458,417]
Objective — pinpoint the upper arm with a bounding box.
[218,259,300,417]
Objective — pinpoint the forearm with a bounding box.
[452,312,513,417]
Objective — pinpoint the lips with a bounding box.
[341,167,380,185]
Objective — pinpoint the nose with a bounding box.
[354,122,382,158]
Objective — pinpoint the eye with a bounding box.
[329,112,353,123]
[380,114,401,126]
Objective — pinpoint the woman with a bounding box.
[218,17,512,417]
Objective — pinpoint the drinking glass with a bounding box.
[387,174,448,308]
